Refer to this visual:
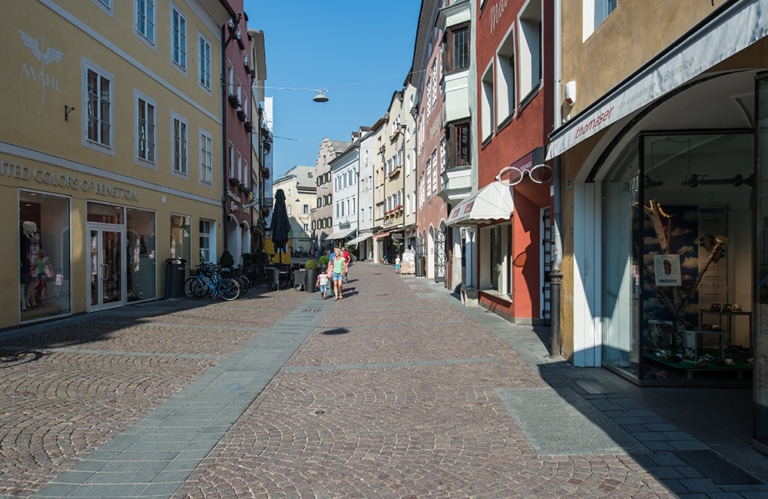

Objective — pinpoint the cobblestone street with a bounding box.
[1,262,765,498]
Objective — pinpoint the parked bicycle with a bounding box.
[184,263,240,301]
[229,265,252,295]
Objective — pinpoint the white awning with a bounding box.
[347,233,373,246]
[326,227,356,240]
[447,181,514,227]
[546,0,768,160]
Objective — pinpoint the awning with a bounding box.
[326,227,356,240]
[546,0,768,160]
[447,181,514,227]
[347,233,373,246]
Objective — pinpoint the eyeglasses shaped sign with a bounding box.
[496,163,554,186]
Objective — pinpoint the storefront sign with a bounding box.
[547,0,768,159]
[0,159,138,201]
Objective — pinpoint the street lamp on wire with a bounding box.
[252,85,329,103]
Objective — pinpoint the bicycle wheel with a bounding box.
[218,278,240,301]
[184,277,205,299]
[237,274,251,295]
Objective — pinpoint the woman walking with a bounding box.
[331,247,347,300]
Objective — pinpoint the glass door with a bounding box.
[755,77,768,454]
[88,224,125,312]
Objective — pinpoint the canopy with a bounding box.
[347,233,373,246]
[446,181,514,227]
[326,227,356,240]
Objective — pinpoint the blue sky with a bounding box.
[243,1,421,178]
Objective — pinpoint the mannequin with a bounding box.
[20,221,38,311]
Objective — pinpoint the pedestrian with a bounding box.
[342,247,351,283]
[395,255,401,274]
[331,247,347,300]
[316,263,330,300]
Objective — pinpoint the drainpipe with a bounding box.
[549,0,563,358]
[221,24,230,252]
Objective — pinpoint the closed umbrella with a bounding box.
[270,188,291,267]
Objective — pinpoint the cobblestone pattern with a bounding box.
[173,268,674,498]
[0,290,306,498]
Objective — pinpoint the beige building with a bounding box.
[547,0,768,453]
[311,138,349,252]
[272,165,316,254]
[2,0,236,327]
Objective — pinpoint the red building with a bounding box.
[222,0,254,265]
[449,0,554,324]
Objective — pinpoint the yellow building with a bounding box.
[1,0,237,327]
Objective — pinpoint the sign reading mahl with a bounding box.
[654,254,682,286]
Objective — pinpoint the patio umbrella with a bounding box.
[270,188,290,265]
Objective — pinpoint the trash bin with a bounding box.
[415,256,426,277]
[294,269,307,291]
[165,258,186,298]
[272,267,280,289]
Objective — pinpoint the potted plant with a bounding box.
[319,255,330,268]
[305,259,318,293]
[219,249,235,270]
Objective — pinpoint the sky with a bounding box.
[243,1,422,179]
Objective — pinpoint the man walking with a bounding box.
[342,247,351,283]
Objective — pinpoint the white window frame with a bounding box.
[135,0,156,46]
[93,0,113,16]
[82,58,114,154]
[198,32,212,92]
[135,89,157,167]
[236,151,242,181]
[242,160,248,189]
[584,0,619,41]
[199,128,213,185]
[228,142,235,178]
[171,112,188,176]
[518,0,543,102]
[170,4,187,73]
[496,26,516,126]
[481,62,494,143]
[199,219,214,264]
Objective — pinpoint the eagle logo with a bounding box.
[20,29,63,103]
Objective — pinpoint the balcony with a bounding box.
[386,165,401,178]
[384,204,403,219]
[228,94,240,109]
[442,69,470,126]
[438,164,472,204]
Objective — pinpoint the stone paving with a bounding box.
[0,262,766,498]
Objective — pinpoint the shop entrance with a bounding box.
[88,223,126,312]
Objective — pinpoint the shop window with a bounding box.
[602,133,754,385]
[19,191,71,322]
[127,208,156,302]
[170,214,191,269]
[479,224,510,297]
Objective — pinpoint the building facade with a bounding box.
[311,138,349,253]
[448,0,553,324]
[3,0,237,328]
[272,165,315,255]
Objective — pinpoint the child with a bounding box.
[316,264,330,300]
[55,269,64,299]
[395,255,401,274]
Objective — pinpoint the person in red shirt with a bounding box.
[342,247,351,283]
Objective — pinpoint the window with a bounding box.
[198,35,211,90]
[431,151,438,193]
[86,65,112,148]
[519,0,542,100]
[136,95,156,164]
[228,142,234,177]
[236,152,242,181]
[303,204,309,215]
[171,6,187,70]
[444,24,469,73]
[481,64,494,142]
[448,121,471,168]
[199,219,212,263]
[584,0,618,40]
[242,161,248,189]
[199,130,213,184]
[136,0,155,44]
[497,31,516,124]
[172,114,188,175]
[93,0,112,15]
